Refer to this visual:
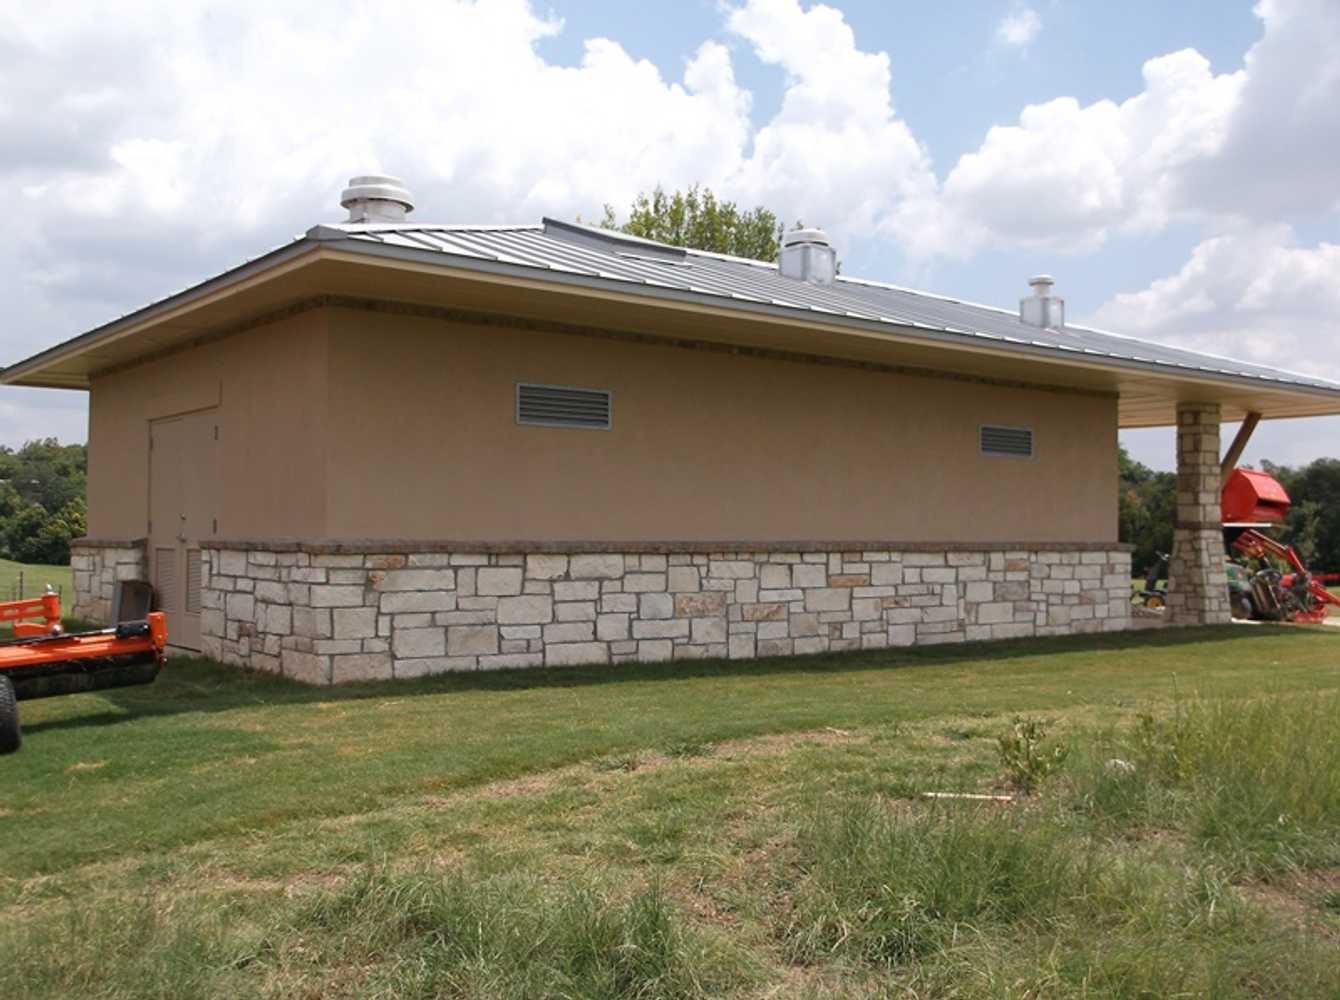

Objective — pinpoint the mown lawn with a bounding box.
[0,558,71,603]
[2,626,1339,998]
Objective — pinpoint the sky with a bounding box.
[2,0,1338,471]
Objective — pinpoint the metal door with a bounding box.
[148,410,218,649]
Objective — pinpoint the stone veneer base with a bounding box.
[192,542,1132,685]
[70,539,148,623]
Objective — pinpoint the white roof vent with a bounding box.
[340,174,414,224]
[779,227,836,286]
[1020,274,1065,329]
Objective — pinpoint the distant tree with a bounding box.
[1261,457,1340,570]
[600,185,785,261]
[1118,445,1176,577]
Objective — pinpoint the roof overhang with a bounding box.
[6,236,1340,429]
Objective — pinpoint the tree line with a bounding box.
[0,439,87,566]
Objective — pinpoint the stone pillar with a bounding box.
[1166,403,1231,625]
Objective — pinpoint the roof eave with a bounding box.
[0,239,322,389]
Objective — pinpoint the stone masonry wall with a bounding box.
[1166,402,1231,626]
[200,544,1132,684]
[70,539,148,622]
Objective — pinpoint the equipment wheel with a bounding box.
[1231,593,1255,621]
[0,676,19,754]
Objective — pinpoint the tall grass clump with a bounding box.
[0,869,753,1000]
[1072,691,1340,875]
[287,867,751,999]
[781,800,1340,997]
[782,800,1089,966]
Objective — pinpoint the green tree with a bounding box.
[1262,458,1340,570]
[1117,445,1176,578]
[600,185,785,261]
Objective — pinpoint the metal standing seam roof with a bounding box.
[4,214,1340,403]
[311,218,1340,396]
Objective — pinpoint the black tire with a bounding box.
[0,676,19,755]
[1231,593,1255,621]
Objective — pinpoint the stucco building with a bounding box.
[5,176,1339,683]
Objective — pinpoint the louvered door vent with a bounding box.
[980,425,1034,458]
[516,383,611,430]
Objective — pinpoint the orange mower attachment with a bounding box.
[0,596,167,754]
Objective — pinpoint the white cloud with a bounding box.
[0,0,946,444]
[1097,225,1340,470]
[1090,225,1340,378]
[994,6,1041,49]
[920,0,1340,257]
[929,49,1243,255]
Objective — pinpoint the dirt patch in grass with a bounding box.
[1241,869,1340,939]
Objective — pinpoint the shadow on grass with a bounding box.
[19,622,1314,739]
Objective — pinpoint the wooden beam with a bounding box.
[1220,411,1262,486]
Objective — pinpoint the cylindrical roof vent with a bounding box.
[779,227,836,286]
[340,175,414,223]
[1020,273,1065,329]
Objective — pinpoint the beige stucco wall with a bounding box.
[86,310,330,539]
[323,308,1118,543]
[85,304,1118,544]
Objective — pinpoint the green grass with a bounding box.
[3,626,1339,997]
[0,557,71,602]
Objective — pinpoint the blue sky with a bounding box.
[2,0,1337,469]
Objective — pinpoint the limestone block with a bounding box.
[309,585,367,608]
[554,581,600,602]
[597,613,630,641]
[668,566,700,592]
[526,554,568,580]
[448,625,499,656]
[639,592,674,619]
[497,595,554,624]
[556,601,597,622]
[264,604,293,635]
[380,591,455,613]
[637,640,674,662]
[332,652,393,682]
[546,642,610,666]
[691,617,727,644]
[477,567,524,596]
[632,618,690,640]
[570,554,625,579]
[393,627,446,658]
[729,634,756,659]
[792,564,827,588]
[479,652,545,670]
[544,622,595,643]
[624,573,667,593]
[376,569,455,592]
[804,588,850,612]
[282,649,330,685]
[674,591,727,618]
[226,592,256,622]
[334,606,378,640]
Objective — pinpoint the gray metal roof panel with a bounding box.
[332,220,1331,396]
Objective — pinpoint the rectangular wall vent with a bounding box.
[516,383,612,430]
[980,424,1034,458]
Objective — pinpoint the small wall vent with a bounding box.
[980,425,1034,458]
[516,383,612,430]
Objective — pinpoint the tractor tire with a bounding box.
[1231,593,1255,621]
[0,676,19,755]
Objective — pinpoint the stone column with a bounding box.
[1166,402,1231,625]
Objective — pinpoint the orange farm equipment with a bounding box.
[0,592,167,754]
[1230,528,1340,625]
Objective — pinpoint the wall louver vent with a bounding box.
[516,383,612,429]
[980,425,1034,458]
